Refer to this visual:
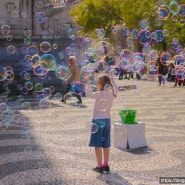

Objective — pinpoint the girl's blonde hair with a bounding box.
[96,74,116,97]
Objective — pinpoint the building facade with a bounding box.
[0,0,81,39]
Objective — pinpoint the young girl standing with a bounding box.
[85,74,118,173]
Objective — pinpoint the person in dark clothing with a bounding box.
[157,55,168,86]
[167,63,176,82]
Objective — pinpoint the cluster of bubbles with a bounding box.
[1,1,185,130]
[78,1,185,113]
[0,3,84,131]
[113,1,185,81]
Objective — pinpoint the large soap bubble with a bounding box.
[95,28,106,38]
[131,29,139,39]
[106,65,121,77]
[33,61,48,76]
[7,45,16,54]
[178,4,185,17]
[1,25,10,35]
[80,63,96,78]
[55,65,71,80]
[168,1,179,14]
[138,30,152,45]
[39,54,57,71]
[95,59,108,73]
[67,28,76,40]
[71,82,84,95]
[95,41,111,57]
[40,41,51,53]
[120,49,133,61]
[35,12,46,23]
[139,20,150,30]
[157,5,170,20]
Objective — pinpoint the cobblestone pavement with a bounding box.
[0,79,185,185]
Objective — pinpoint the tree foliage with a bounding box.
[70,0,123,37]
[70,0,185,50]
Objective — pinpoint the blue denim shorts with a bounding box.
[89,118,111,148]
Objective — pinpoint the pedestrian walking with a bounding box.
[61,56,82,104]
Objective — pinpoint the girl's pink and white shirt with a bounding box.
[85,79,118,119]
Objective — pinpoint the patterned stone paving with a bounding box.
[0,79,185,185]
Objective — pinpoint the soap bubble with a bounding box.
[21,102,31,110]
[39,54,56,71]
[58,51,65,60]
[64,93,81,106]
[33,61,48,76]
[80,64,96,78]
[106,65,121,77]
[95,28,106,38]
[168,1,179,14]
[176,68,184,80]
[153,30,164,42]
[31,54,40,64]
[39,98,51,109]
[95,59,108,73]
[24,29,32,37]
[139,20,150,30]
[24,37,32,45]
[54,93,63,100]
[120,49,133,61]
[6,35,13,41]
[91,123,98,134]
[122,27,130,35]
[11,11,19,18]
[82,37,93,49]
[25,81,33,90]
[55,65,70,80]
[143,12,150,20]
[40,41,51,53]
[67,28,75,40]
[1,25,10,35]
[95,41,111,57]
[157,0,167,6]
[35,12,46,23]
[34,83,44,92]
[138,30,152,45]
[7,45,16,54]
[71,82,84,95]
[178,4,185,17]
[131,29,139,39]
[157,6,170,20]
[131,61,146,73]
[27,46,38,56]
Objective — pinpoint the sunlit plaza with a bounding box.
[0,0,185,185]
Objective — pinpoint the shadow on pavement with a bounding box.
[0,110,64,184]
[97,172,132,185]
[116,146,153,155]
[127,146,152,155]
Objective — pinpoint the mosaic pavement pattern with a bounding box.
[0,79,185,185]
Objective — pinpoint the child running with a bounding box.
[85,74,118,173]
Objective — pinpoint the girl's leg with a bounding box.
[103,148,110,166]
[95,147,103,167]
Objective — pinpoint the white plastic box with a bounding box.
[114,122,147,149]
